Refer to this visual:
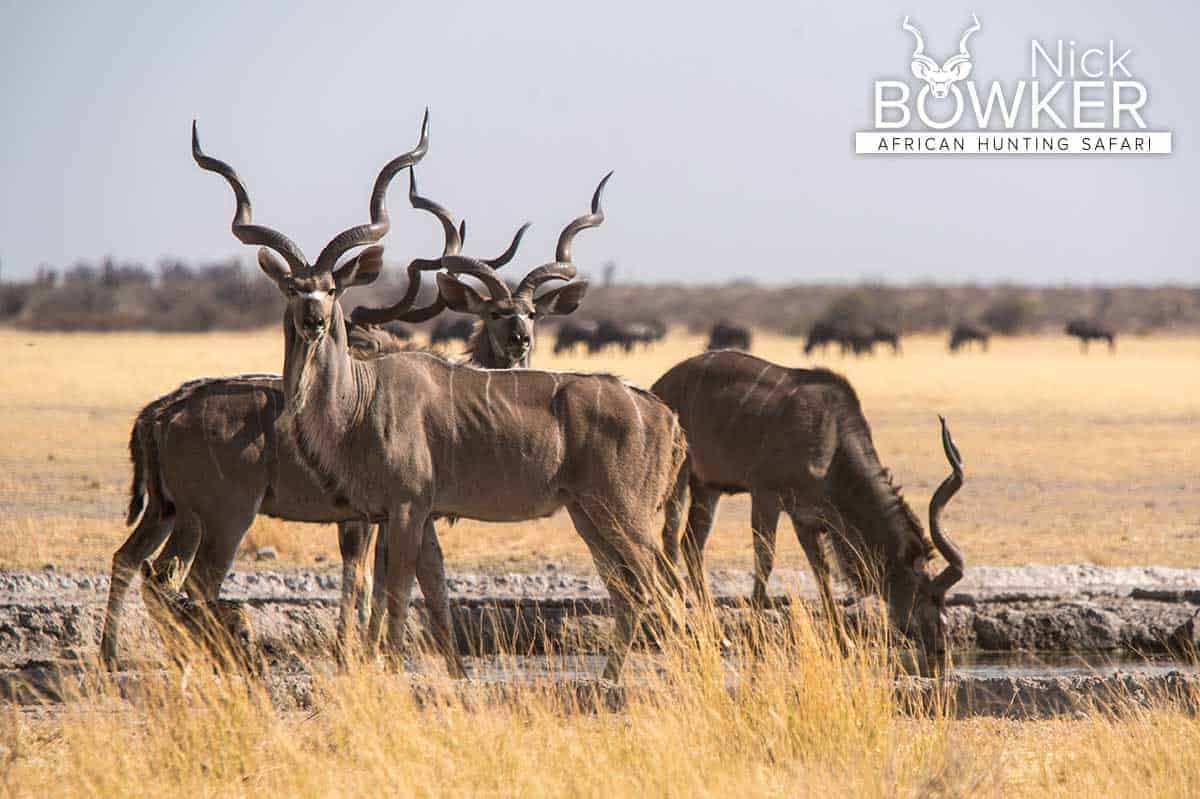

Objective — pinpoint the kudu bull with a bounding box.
[654,350,966,651]
[100,129,529,668]
[193,113,687,680]
[353,173,601,369]
[903,14,981,99]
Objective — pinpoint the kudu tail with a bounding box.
[125,418,146,526]
[125,414,173,526]
[656,415,692,586]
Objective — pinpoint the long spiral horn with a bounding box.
[929,416,966,597]
[515,171,611,301]
[191,121,309,273]
[312,110,430,274]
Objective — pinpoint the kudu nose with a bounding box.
[510,331,530,348]
[302,310,325,332]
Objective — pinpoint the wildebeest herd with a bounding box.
[99,111,1110,682]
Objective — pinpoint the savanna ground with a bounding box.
[0,326,1196,571]
[0,326,1198,797]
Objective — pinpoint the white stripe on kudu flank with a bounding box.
[739,365,773,408]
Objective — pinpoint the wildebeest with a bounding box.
[870,323,902,354]
[949,322,990,353]
[804,320,842,355]
[654,350,966,651]
[554,320,598,355]
[1065,318,1116,353]
[430,316,474,348]
[627,320,667,350]
[805,320,899,357]
[587,319,667,353]
[707,321,752,351]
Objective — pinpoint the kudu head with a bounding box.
[434,172,611,368]
[192,111,445,347]
[886,417,965,651]
[902,14,980,99]
[348,168,534,345]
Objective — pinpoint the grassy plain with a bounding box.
[1,327,1198,797]
[0,326,1197,572]
[4,607,1199,797]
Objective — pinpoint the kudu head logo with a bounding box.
[902,14,981,98]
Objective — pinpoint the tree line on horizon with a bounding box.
[1,256,1197,335]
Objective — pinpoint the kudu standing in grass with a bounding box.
[654,350,965,651]
[193,114,687,680]
[100,122,528,668]
[351,174,604,630]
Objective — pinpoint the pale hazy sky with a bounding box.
[0,0,1194,284]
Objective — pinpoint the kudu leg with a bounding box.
[374,503,428,666]
[414,519,467,679]
[182,503,258,603]
[355,525,379,631]
[567,504,638,682]
[335,519,374,655]
[660,465,690,567]
[681,483,720,606]
[791,515,851,655]
[366,521,389,650]
[150,512,202,588]
[749,493,782,610]
[100,505,176,668]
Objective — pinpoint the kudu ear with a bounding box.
[162,555,184,589]
[436,273,488,314]
[257,248,292,289]
[533,280,589,317]
[333,245,384,291]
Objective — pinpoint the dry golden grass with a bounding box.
[1,326,1197,572]
[3,602,1197,797]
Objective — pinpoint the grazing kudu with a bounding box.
[949,322,990,353]
[193,117,687,681]
[99,138,527,668]
[707,321,752,351]
[654,350,966,651]
[1065,318,1116,353]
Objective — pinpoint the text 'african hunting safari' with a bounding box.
[107,110,966,682]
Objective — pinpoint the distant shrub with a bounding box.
[981,293,1042,335]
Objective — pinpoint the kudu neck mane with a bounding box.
[823,414,933,592]
[466,321,526,369]
[281,302,375,501]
